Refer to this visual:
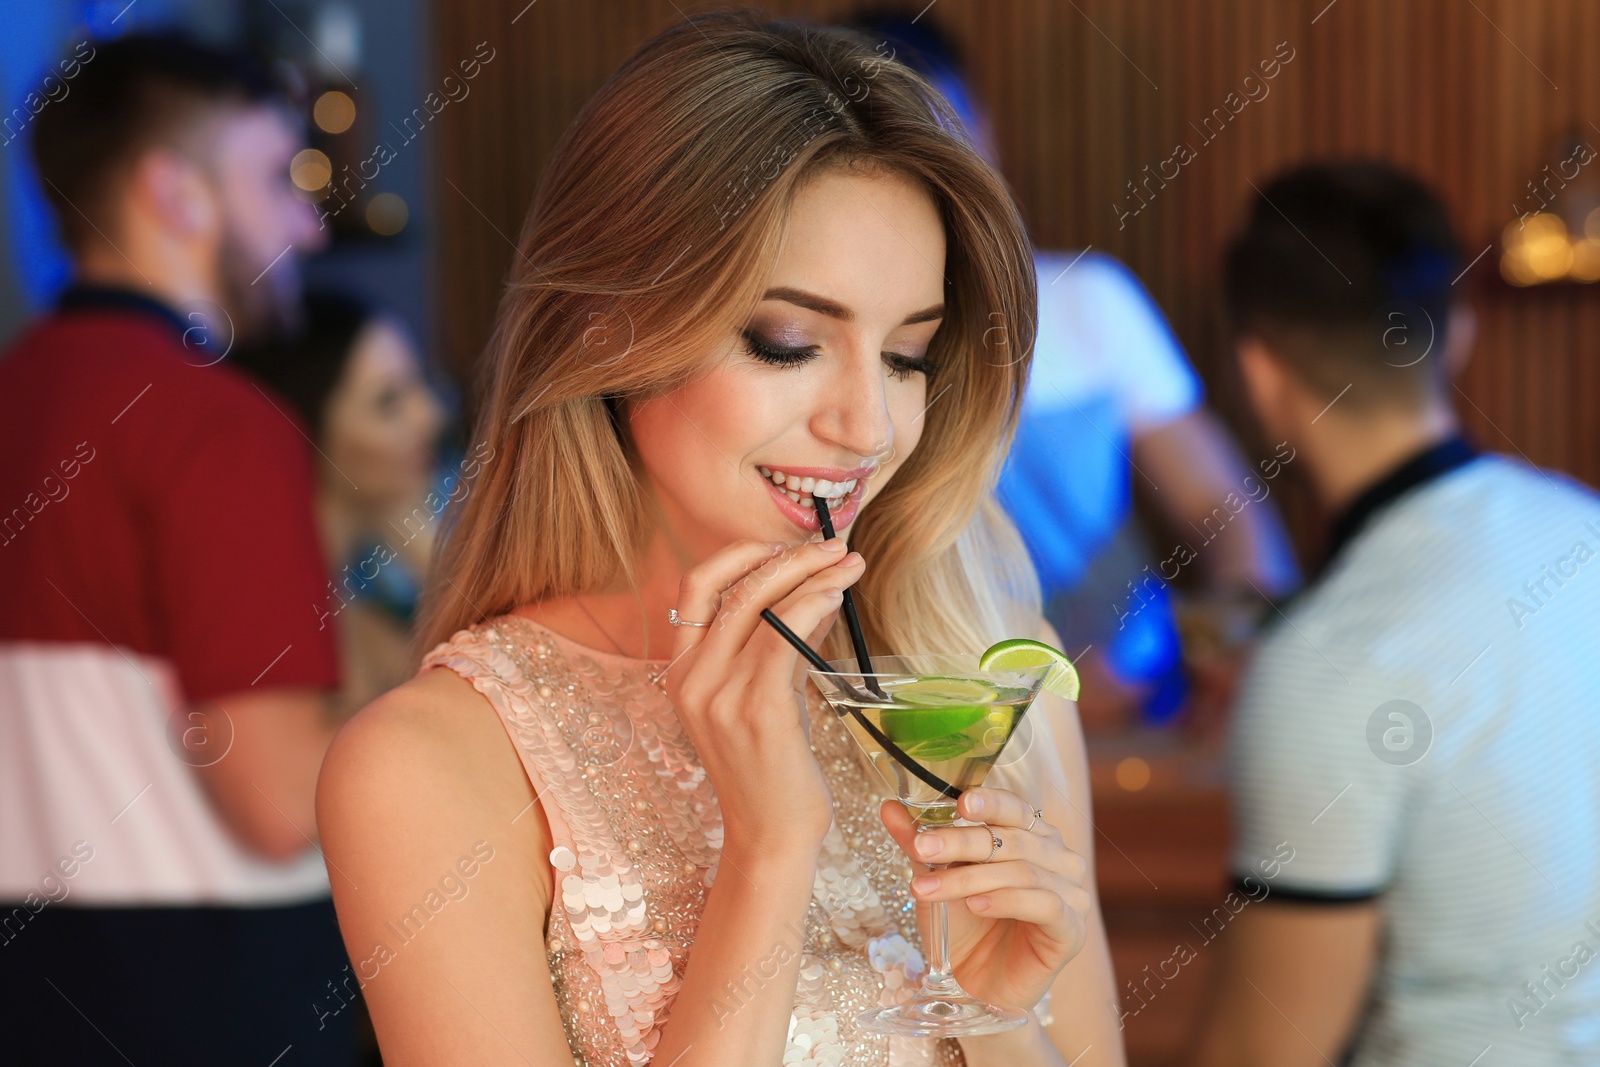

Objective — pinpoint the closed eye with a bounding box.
[742,329,817,369]
[885,352,938,381]
[742,329,938,381]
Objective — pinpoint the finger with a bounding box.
[700,538,855,659]
[962,885,1091,941]
[748,555,866,690]
[753,584,847,692]
[910,822,1047,869]
[956,787,1044,830]
[878,799,936,874]
[911,857,1056,900]
[671,539,786,660]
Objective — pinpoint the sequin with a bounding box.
[421,614,976,1066]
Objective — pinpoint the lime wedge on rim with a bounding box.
[978,638,1081,701]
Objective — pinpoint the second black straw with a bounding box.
[814,495,885,698]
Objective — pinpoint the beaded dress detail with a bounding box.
[420,613,967,1066]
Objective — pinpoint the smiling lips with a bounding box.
[757,464,867,508]
[754,463,877,533]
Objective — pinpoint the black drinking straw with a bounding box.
[813,495,886,698]
[760,607,962,800]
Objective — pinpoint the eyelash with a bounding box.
[741,329,937,381]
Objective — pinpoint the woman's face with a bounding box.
[322,318,446,510]
[629,166,946,560]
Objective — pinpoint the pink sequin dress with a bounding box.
[420,612,968,1066]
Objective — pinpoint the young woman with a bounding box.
[233,292,448,715]
[317,11,1125,1066]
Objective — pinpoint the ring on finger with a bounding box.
[1025,807,1044,833]
[667,607,712,627]
[983,826,1002,863]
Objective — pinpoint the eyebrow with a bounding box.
[762,286,945,326]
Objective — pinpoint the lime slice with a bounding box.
[879,705,987,745]
[979,638,1081,701]
[891,676,1001,706]
[876,676,998,745]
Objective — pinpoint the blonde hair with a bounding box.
[416,8,1042,673]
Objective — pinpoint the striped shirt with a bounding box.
[1228,441,1600,1066]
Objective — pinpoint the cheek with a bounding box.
[886,379,929,459]
[327,412,401,478]
[631,368,780,475]
[220,182,272,255]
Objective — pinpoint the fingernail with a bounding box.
[968,895,991,912]
[770,541,787,552]
[911,874,940,894]
[965,793,985,816]
[915,834,943,858]
[821,538,846,552]
[841,551,864,565]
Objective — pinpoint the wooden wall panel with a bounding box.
[436,1,1600,521]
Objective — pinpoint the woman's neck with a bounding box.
[517,526,694,661]
[317,490,368,572]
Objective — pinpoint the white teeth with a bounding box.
[759,467,862,503]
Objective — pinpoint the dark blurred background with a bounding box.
[0,0,432,361]
[6,3,1597,1064]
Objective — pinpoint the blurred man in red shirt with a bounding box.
[0,33,357,1064]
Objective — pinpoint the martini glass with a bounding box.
[808,654,1054,1037]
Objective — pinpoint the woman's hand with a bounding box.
[664,537,865,862]
[881,787,1092,1011]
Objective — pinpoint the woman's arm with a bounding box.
[316,667,566,1065]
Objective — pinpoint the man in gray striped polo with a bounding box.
[1189,161,1600,1067]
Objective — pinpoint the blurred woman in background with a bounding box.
[234,291,448,716]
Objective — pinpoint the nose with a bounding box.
[810,339,893,463]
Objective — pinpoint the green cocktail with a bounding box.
[829,674,1035,825]
[808,654,1055,1037]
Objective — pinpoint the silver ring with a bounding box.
[984,826,1002,863]
[667,608,711,628]
[1025,807,1043,833]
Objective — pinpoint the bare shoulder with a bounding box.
[321,667,511,804]
[316,666,549,891]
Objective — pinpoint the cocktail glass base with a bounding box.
[856,985,1030,1037]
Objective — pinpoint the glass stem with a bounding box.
[915,828,966,998]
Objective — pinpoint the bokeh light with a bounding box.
[290,148,333,192]
[1115,756,1151,792]
[313,90,357,134]
[366,192,409,235]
